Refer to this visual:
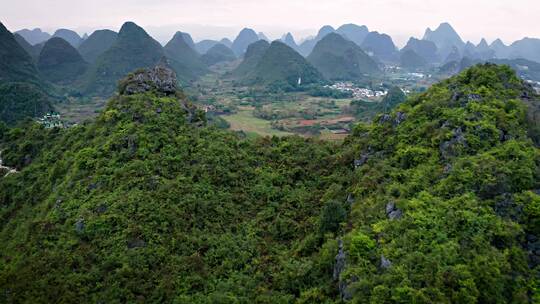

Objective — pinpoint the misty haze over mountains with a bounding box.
[14,21,540,65]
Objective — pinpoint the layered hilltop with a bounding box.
[82,22,165,96]
[0,22,53,124]
[0,64,538,303]
[233,41,325,89]
[37,37,88,85]
[308,33,380,80]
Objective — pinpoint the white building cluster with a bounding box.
[325,82,387,100]
[37,113,65,129]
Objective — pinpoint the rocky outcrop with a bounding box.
[440,127,467,159]
[394,112,407,125]
[354,154,369,169]
[378,112,406,126]
[386,201,403,220]
[380,255,392,269]
[347,193,355,204]
[118,64,178,96]
[334,240,346,281]
[334,239,356,301]
[526,234,540,268]
[75,218,85,233]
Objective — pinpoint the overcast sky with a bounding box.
[3,0,539,46]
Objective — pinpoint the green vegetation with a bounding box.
[78,30,118,64]
[201,43,236,66]
[0,22,42,85]
[399,49,428,70]
[0,22,54,125]
[234,41,325,90]
[222,107,293,136]
[164,32,208,81]
[37,37,88,85]
[0,64,538,303]
[13,33,40,61]
[82,22,164,96]
[230,40,269,78]
[381,86,407,111]
[0,82,53,125]
[308,33,380,80]
[339,64,539,302]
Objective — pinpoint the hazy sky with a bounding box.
[3,0,539,46]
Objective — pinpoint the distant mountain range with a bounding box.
[3,20,540,104]
[11,21,540,69]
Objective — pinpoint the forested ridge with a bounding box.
[0,64,538,303]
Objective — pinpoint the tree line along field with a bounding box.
[51,57,440,139]
[184,64,431,139]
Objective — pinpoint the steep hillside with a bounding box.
[281,33,298,51]
[230,40,270,78]
[0,63,538,303]
[0,23,42,84]
[308,33,380,80]
[423,22,465,59]
[0,22,53,124]
[195,39,219,54]
[509,38,540,63]
[78,30,118,63]
[231,28,259,56]
[201,43,236,66]
[14,28,50,45]
[82,22,165,96]
[402,37,439,63]
[336,24,369,46]
[336,64,539,303]
[297,25,336,57]
[0,66,341,302]
[164,31,208,79]
[13,33,41,61]
[238,41,325,88]
[361,32,398,62]
[37,37,88,85]
[399,49,428,70]
[52,29,83,48]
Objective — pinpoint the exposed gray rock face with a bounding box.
[334,240,346,281]
[493,194,523,221]
[467,93,482,101]
[119,65,178,96]
[334,239,355,301]
[440,127,467,159]
[394,112,407,125]
[354,154,369,169]
[347,193,355,204]
[379,114,392,124]
[386,201,403,220]
[96,204,108,214]
[526,234,540,268]
[127,238,147,249]
[443,163,453,174]
[75,219,85,233]
[380,255,392,269]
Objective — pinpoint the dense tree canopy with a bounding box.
[0,64,538,303]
